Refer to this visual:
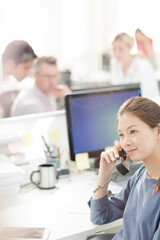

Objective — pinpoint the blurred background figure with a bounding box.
[10,56,71,116]
[135,28,158,69]
[110,32,159,98]
[0,40,37,118]
[1,40,37,82]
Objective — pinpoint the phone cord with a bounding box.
[93,172,119,193]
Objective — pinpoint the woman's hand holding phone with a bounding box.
[92,140,130,199]
[99,140,130,176]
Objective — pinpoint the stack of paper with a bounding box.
[0,163,24,199]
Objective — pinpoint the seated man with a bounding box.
[1,40,37,81]
[10,56,71,116]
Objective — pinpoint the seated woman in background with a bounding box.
[110,32,159,98]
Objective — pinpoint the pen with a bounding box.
[60,149,64,157]
[52,144,55,157]
[55,144,58,158]
[58,147,60,159]
[41,136,52,157]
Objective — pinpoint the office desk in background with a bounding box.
[0,110,69,186]
[1,170,123,240]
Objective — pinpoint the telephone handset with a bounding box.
[93,149,130,194]
[115,149,130,175]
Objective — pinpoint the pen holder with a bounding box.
[45,152,60,169]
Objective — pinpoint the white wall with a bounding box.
[0,0,160,79]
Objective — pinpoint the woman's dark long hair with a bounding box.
[117,96,160,194]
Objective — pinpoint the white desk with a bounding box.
[1,170,123,240]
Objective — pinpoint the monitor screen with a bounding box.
[65,84,141,161]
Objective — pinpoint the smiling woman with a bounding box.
[88,96,160,239]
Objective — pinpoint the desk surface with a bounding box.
[1,170,123,240]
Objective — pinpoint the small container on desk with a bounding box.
[45,151,60,169]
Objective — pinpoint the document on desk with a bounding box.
[1,227,50,240]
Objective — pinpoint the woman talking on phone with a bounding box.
[88,97,160,240]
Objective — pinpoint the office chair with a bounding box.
[102,52,111,71]
[0,89,20,118]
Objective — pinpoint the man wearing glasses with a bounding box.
[10,56,71,116]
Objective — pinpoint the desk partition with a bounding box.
[0,110,69,184]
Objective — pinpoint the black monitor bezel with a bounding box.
[65,83,141,161]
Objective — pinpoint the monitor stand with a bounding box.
[89,157,100,173]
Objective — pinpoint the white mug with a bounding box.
[30,164,56,189]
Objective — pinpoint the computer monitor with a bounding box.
[65,84,141,162]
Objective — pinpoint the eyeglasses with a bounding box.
[38,73,61,80]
